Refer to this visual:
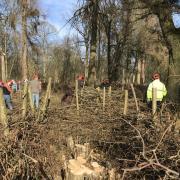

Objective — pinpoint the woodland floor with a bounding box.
[0,86,180,180]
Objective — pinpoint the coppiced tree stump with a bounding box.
[67,155,105,180]
[66,138,106,180]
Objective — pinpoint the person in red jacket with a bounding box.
[77,74,85,88]
[1,80,13,110]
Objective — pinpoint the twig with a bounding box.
[22,153,38,163]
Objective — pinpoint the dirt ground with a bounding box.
[0,87,180,179]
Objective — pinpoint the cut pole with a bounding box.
[103,87,105,112]
[22,82,28,118]
[75,80,79,115]
[122,69,125,90]
[152,88,157,117]
[28,85,34,113]
[0,88,9,136]
[123,90,128,115]
[108,86,112,97]
[130,83,139,113]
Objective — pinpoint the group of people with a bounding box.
[0,75,42,111]
[1,72,167,111]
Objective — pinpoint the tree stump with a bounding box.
[67,156,105,180]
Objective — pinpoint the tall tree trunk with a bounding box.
[21,0,28,118]
[107,20,112,82]
[4,33,8,80]
[87,0,98,87]
[0,88,8,136]
[141,0,180,102]
[167,35,180,103]
[136,59,141,85]
[21,1,28,80]
[156,8,180,102]
[84,40,89,82]
[43,51,47,81]
[1,53,6,82]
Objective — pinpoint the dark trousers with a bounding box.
[147,101,162,110]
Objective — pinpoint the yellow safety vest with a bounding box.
[147,79,167,101]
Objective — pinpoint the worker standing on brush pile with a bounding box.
[77,74,85,88]
[29,75,41,108]
[1,80,14,110]
[147,72,167,109]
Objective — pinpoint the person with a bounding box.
[2,81,13,110]
[12,80,17,92]
[29,75,41,108]
[99,79,110,89]
[146,72,167,109]
[77,74,85,88]
[0,80,3,87]
[61,84,73,105]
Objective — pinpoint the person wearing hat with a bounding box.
[77,74,85,88]
[146,72,167,109]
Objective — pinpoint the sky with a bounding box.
[37,0,78,40]
[37,0,180,40]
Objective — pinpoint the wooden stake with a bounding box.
[103,87,105,112]
[152,88,157,118]
[0,88,9,136]
[75,80,79,115]
[122,69,125,90]
[108,86,112,97]
[22,82,28,118]
[123,90,128,115]
[130,83,139,113]
[28,85,34,113]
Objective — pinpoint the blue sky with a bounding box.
[37,0,78,39]
[173,13,180,28]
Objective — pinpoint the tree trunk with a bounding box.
[1,54,6,82]
[0,88,9,136]
[21,1,28,80]
[87,0,98,87]
[107,20,112,82]
[167,36,180,103]
[4,33,8,80]
[37,77,52,122]
[43,50,47,81]
[156,10,180,103]
[84,39,89,84]
[136,59,141,85]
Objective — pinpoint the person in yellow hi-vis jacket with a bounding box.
[147,72,167,109]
